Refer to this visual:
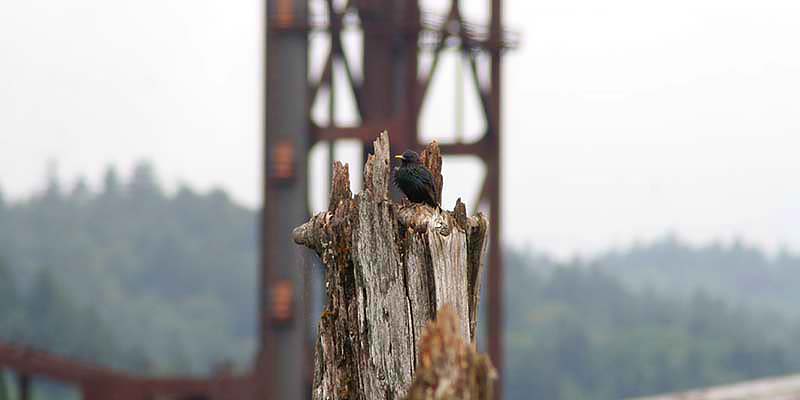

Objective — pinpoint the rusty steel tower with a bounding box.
[261,0,514,398]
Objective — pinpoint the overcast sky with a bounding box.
[1,0,799,258]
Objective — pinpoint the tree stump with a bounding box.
[293,131,493,400]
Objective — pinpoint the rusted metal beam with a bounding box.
[311,121,403,143]
[308,54,333,112]
[402,0,422,150]
[133,375,251,395]
[437,138,492,158]
[466,178,489,217]
[0,341,252,400]
[466,52,494,133]
[327,0,363,115]
[0,343,122,384]
[358,0,394,124]
[82,375,252,400]
[261,1,311,400]
[415,4,459,118]
[330,34,363,114]
[487,1,504,399]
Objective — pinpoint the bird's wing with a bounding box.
[414,167,438,205]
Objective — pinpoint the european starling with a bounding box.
[393,150,439,208]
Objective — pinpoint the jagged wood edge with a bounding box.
[404,305,497,400]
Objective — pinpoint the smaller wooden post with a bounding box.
[406,305,497,400]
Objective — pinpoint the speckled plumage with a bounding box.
[393,150,438,208]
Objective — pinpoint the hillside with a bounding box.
[595,236,800,317]
[505,250,800,399]
[0,163,258,374]
[2,164,800,399]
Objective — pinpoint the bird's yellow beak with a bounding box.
[394,154,404,160]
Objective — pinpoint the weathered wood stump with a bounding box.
[293,131,494,400]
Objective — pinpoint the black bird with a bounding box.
[393,150,439,208]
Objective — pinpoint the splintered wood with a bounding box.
[406,305,497,400]
[292,131,493,400]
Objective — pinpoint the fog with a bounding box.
[1,0,799,258]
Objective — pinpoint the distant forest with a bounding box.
[2,162,800,399]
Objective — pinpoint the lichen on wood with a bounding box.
[293,131,491,400]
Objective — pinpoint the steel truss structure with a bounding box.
[0,2,513,399]
[262,0,513,398]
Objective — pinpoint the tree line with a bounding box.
[1,163,799,399]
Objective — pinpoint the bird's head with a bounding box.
[394,150,421,165]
